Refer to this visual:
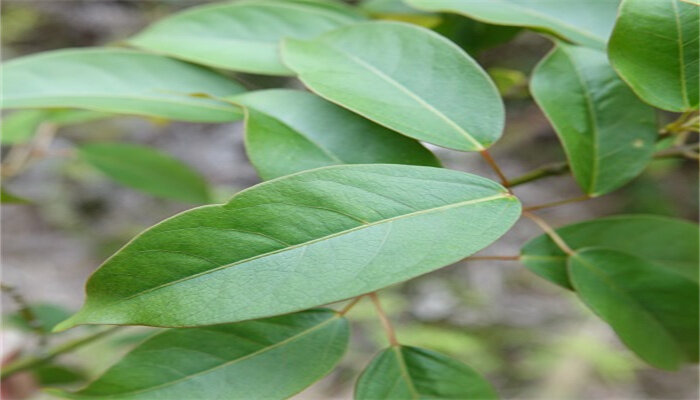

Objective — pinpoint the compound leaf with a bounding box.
[232,89,440,180]
[55,164,520,330]
[531,43,657,196]
[281,21,504,152]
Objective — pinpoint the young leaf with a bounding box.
[608,0,700,112]
[521,215,699,289]
[1,48,245,122]
[531,43,657,196]
[569,248,699,370]
[78,142,211,204]
[405,0,619,50]
[281,21,504,152]
[232,89,440,180]
[128,0,365,76]
[50,309,349,399]
[55,165,520,330]
[355,346,497,400]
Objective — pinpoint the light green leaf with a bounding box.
[6,303,73,333]
[355,345,497,399]
[1,109,114,145]
[0,188,31,204]
[50,309,349,399]
[128,0,365,76]
[531,43,657,196]
[231,89,440,180]
[1,48,245,122]
[55,165,520,330]
[405,0,619,49]
[569,248,699,370]
[608,0,700,112]
[520,215,699,289]
[78,142,211,204]
[281,21,504,152]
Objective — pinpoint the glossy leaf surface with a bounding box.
[521,215,699,289]
[608,0,700,112]
[405,0,619,49]
[282,21,504,151]
[232,89,440,180]
[51,309,349,399]
[78,143,211,204]
[569,248,699,370]
[531,44,657,196]
[1,48,244,122]
[56,165,520,329]
[355,346,497,399]
[129,0,365,76]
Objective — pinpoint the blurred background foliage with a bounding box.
[1,1,697,399]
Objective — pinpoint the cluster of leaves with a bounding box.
[1,0,698,398]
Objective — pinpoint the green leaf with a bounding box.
[35,365,86,386]
[78,142,211,204]
[231,89,440,180]
[281,21,504,152]
[433,14,521,55]
[521,215,699,289]
[608,0,700,112]
[405,0,619,49]
[0,187,31,204]
[6,303,73,333]
[50,309,349,399]
[55,165,520,330]
[530,43,657,196]
[128,0,365,76]
[355,345,497,399]
[1,48,245,122]
[1,109,114,145]
[569,248,699,370]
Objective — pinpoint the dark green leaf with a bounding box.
[35,365,86,386]
[521,215,699,289]
[55,165,520,329]
[405,0,620,49]
[232,89,440,180]
[355,345,497,399]
[531,43,657,196]
[1,48,244,122]
[50,309,349,399]
[78,142,211,204]
[129,0,365,76]
[569,248,699,369]
[434,14,521,55]
[608,0,699,112]
[281,21,504,152]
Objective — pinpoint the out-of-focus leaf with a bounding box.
[0,187,31,204]
[1,109,115,145]
[488,67,528,98]
[434,14,521,55]
[35,365,86,386]
[6,303,73,333]
[78,142,211,204]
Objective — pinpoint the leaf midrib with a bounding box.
[671,0,690,109]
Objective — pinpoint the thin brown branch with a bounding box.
[524,194,592,212]
[338,296,364,316]
[523,211,574,255]
[369,292,399,347]
[466,255,521,261]
[479,149,511,187]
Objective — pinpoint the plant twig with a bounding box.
[369,292,399,347]
[509,161,570,187]
[524,194,592,212]
[0,283,45,346]
[338,296,364,316]
[523,211,573,255]
[466,255,520,261]
[479,150,511,187]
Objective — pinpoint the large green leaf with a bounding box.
[78,142,211,204]
[569,248,699,370]
[50,309,349,399]
[128,0,365,76]
[1,48,245,122]
[521,215,699,289]
[231,89,440,180]
[608,0,700,112]
[405,0,619,49]
[355,346,497,399]
[55,165,520,330]
[530,43,657,196]
[281,21,504,152]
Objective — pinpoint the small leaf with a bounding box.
[405,0,620,49]
[78,142,211,204]
[355,345,497,399]
[0,188,31,204]
[521,215,699,289]
[128,0,365,76]
[281,21,504,152]
[569,248,699,370]
[6,303,73,333]
[55,164,520,329]
[50,309,349,399]
[1,48,245,122]
[608,0,700,112]
[531,43,657,196]
[232,89,440,180]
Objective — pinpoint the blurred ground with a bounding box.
[1,1,698,399]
